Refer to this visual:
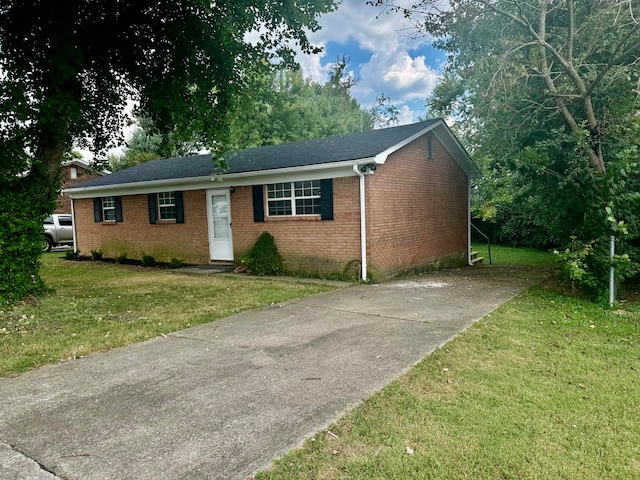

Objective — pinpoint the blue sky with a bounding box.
[295,0,447,124]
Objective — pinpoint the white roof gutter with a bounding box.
[64,158,377,199]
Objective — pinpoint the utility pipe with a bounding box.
[353,164,367,281]
[71,198,78,253]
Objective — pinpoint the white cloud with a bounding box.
[297,0,442,117]
[397,105,416,125]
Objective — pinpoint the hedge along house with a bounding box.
[64,120,479,280]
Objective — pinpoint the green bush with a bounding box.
[64,250,80,260]
[91,249,103,260]
[141,254,156,267]
[169,257,183,269]
[0,170,56,305]
[247,231,283,276]
[555,236,638,302]
[115,253,128,264]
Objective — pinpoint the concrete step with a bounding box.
[470,251,484,265]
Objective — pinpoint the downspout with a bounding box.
[70,197,78,253]
[468,179,473,266]
[353,164,367,281]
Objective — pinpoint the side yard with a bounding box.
[0,254,335,377]
[256,246,640,479]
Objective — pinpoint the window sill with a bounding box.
[266,216,321,222]
[157,219,177,224]
[102,220,117,225]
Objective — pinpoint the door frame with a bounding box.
[206,189,234,261]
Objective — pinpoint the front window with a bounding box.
[267,181,321,216]
[102,196,116,221]
[158,192,176,220]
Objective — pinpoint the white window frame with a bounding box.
[158,192,176,220]
[266,180,321,217]
[102,196,116,221]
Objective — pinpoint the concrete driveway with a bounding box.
[0,266,549,480]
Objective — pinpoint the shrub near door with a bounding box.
[246,232,284,276]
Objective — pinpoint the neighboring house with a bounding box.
[63,120,479,280]
[56,159,107,214]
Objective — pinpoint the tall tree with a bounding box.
[228,60,373,149]
[108,116,202,171]
[0,0,335,304]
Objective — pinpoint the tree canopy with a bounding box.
[0,0,335,304]
[227,58,374,149]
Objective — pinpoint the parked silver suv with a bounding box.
[43,214,74,252]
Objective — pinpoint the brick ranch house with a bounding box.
[64,120,479,280]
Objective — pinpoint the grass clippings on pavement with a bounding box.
[0,254,336,377]
[256,250,640,480]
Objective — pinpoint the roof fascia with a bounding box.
[372,122,441,164]
[431,123,480,179]
[373,119,480,178]
[64,159,374,199]
[62,159,109,175]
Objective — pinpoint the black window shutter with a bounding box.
[93,198,102,222]
[252,185,264,222]
[320,179,334,221]
[115,196,123,222]
[148,194,157,224]
[175,191,184,224]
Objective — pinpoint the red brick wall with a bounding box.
[366,134,469,276]
[230,177,362,273]
[73,190,210,264]
[56,165,104,213]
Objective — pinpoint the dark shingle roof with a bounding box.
[69,120,438,189]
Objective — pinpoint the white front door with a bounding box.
[207,189,233,261]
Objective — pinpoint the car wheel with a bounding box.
[43,237,53,252]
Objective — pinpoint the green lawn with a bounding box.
[473,243,555,266]
[256,249,640,479]
[0,253,335,377]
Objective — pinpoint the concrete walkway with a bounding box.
[0,266,549,480]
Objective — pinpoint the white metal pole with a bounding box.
[609,235,615,307]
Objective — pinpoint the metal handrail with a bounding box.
[471,223,492,265]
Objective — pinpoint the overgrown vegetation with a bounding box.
[0,254,335,377]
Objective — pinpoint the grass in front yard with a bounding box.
[0,254,335,377]
[473,243,555,266]
[257,281,640,479]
